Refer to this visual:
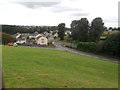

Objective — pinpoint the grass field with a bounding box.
[2,46,118,88]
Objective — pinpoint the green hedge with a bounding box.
[66,32,120,58]
[77,42,97,52]
[103,32,120,57]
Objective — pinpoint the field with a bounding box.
[2,46,118,88]
[100,31,120,40]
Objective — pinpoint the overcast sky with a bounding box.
[0,0,119,28]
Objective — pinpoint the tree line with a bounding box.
[2,25,58,35]
[58,17,119,42]
[57,17,120,58]
[70,17,106,42]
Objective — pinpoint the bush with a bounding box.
[103,32,120,57]
[62,44,76,49]
[64,36,72,42]
[1,32,16,45]
[96,40,105,52]
[77,42,97,52]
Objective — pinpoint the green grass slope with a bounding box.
[2,46,118,88]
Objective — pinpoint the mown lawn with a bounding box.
[2,46,118,88]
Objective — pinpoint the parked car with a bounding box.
[13,43,18,47]
[8,42,18,47]
[8,43,14,46]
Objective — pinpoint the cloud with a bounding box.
[71,12,89,17]
[104,17,117,23]
[118,1,120,27]
[17,2,61,9]
[51,6,82,12]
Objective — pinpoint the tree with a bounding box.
[77,18,89,41]
[109,27,113,30]
[71,18,89,42]
[1,32,16,45]
[118,27,120,31]
[89,17,105,42]
[58,23,66,40]
[103,32,120,57]
[71,20,79,40]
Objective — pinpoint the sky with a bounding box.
[0,0,119,28]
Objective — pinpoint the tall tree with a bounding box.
[89,17,104,42]
[58,23,66,40]
[77,18,89,41]
[71,20,79,40]
[71,18,89,42]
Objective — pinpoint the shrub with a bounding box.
[77,42,97,52]
[1,32,16,45]
[64,36,72,42]
[103,32,120,57]
[96,40,105,52]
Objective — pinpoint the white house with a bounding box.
[12,33,21,39]
[44,31,49,37]
[65,31,71,36]
[28,32,40,39]
[36,37,48,45]
[48,34,54,43]
[53,33,58,38]
[16,34,21,39]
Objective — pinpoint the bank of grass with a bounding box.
[2,46,118,88]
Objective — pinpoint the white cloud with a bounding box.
[0,0,119,28]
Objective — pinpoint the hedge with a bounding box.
[77,42,97,52]
[103,32,120,57]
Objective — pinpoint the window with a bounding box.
[41,39,44,43]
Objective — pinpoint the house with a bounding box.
[48,34,54,43]
[53,33,58,38]
[50,31,53,34]
[35,34,43,39]
[44,31,49,37]
[21,33,29,38]
[12,33,21,39]
[28,32,40,39]
[65,31,71,36]
[14,32,48,46]
[36,37,48,45]
[27,33,44,45]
